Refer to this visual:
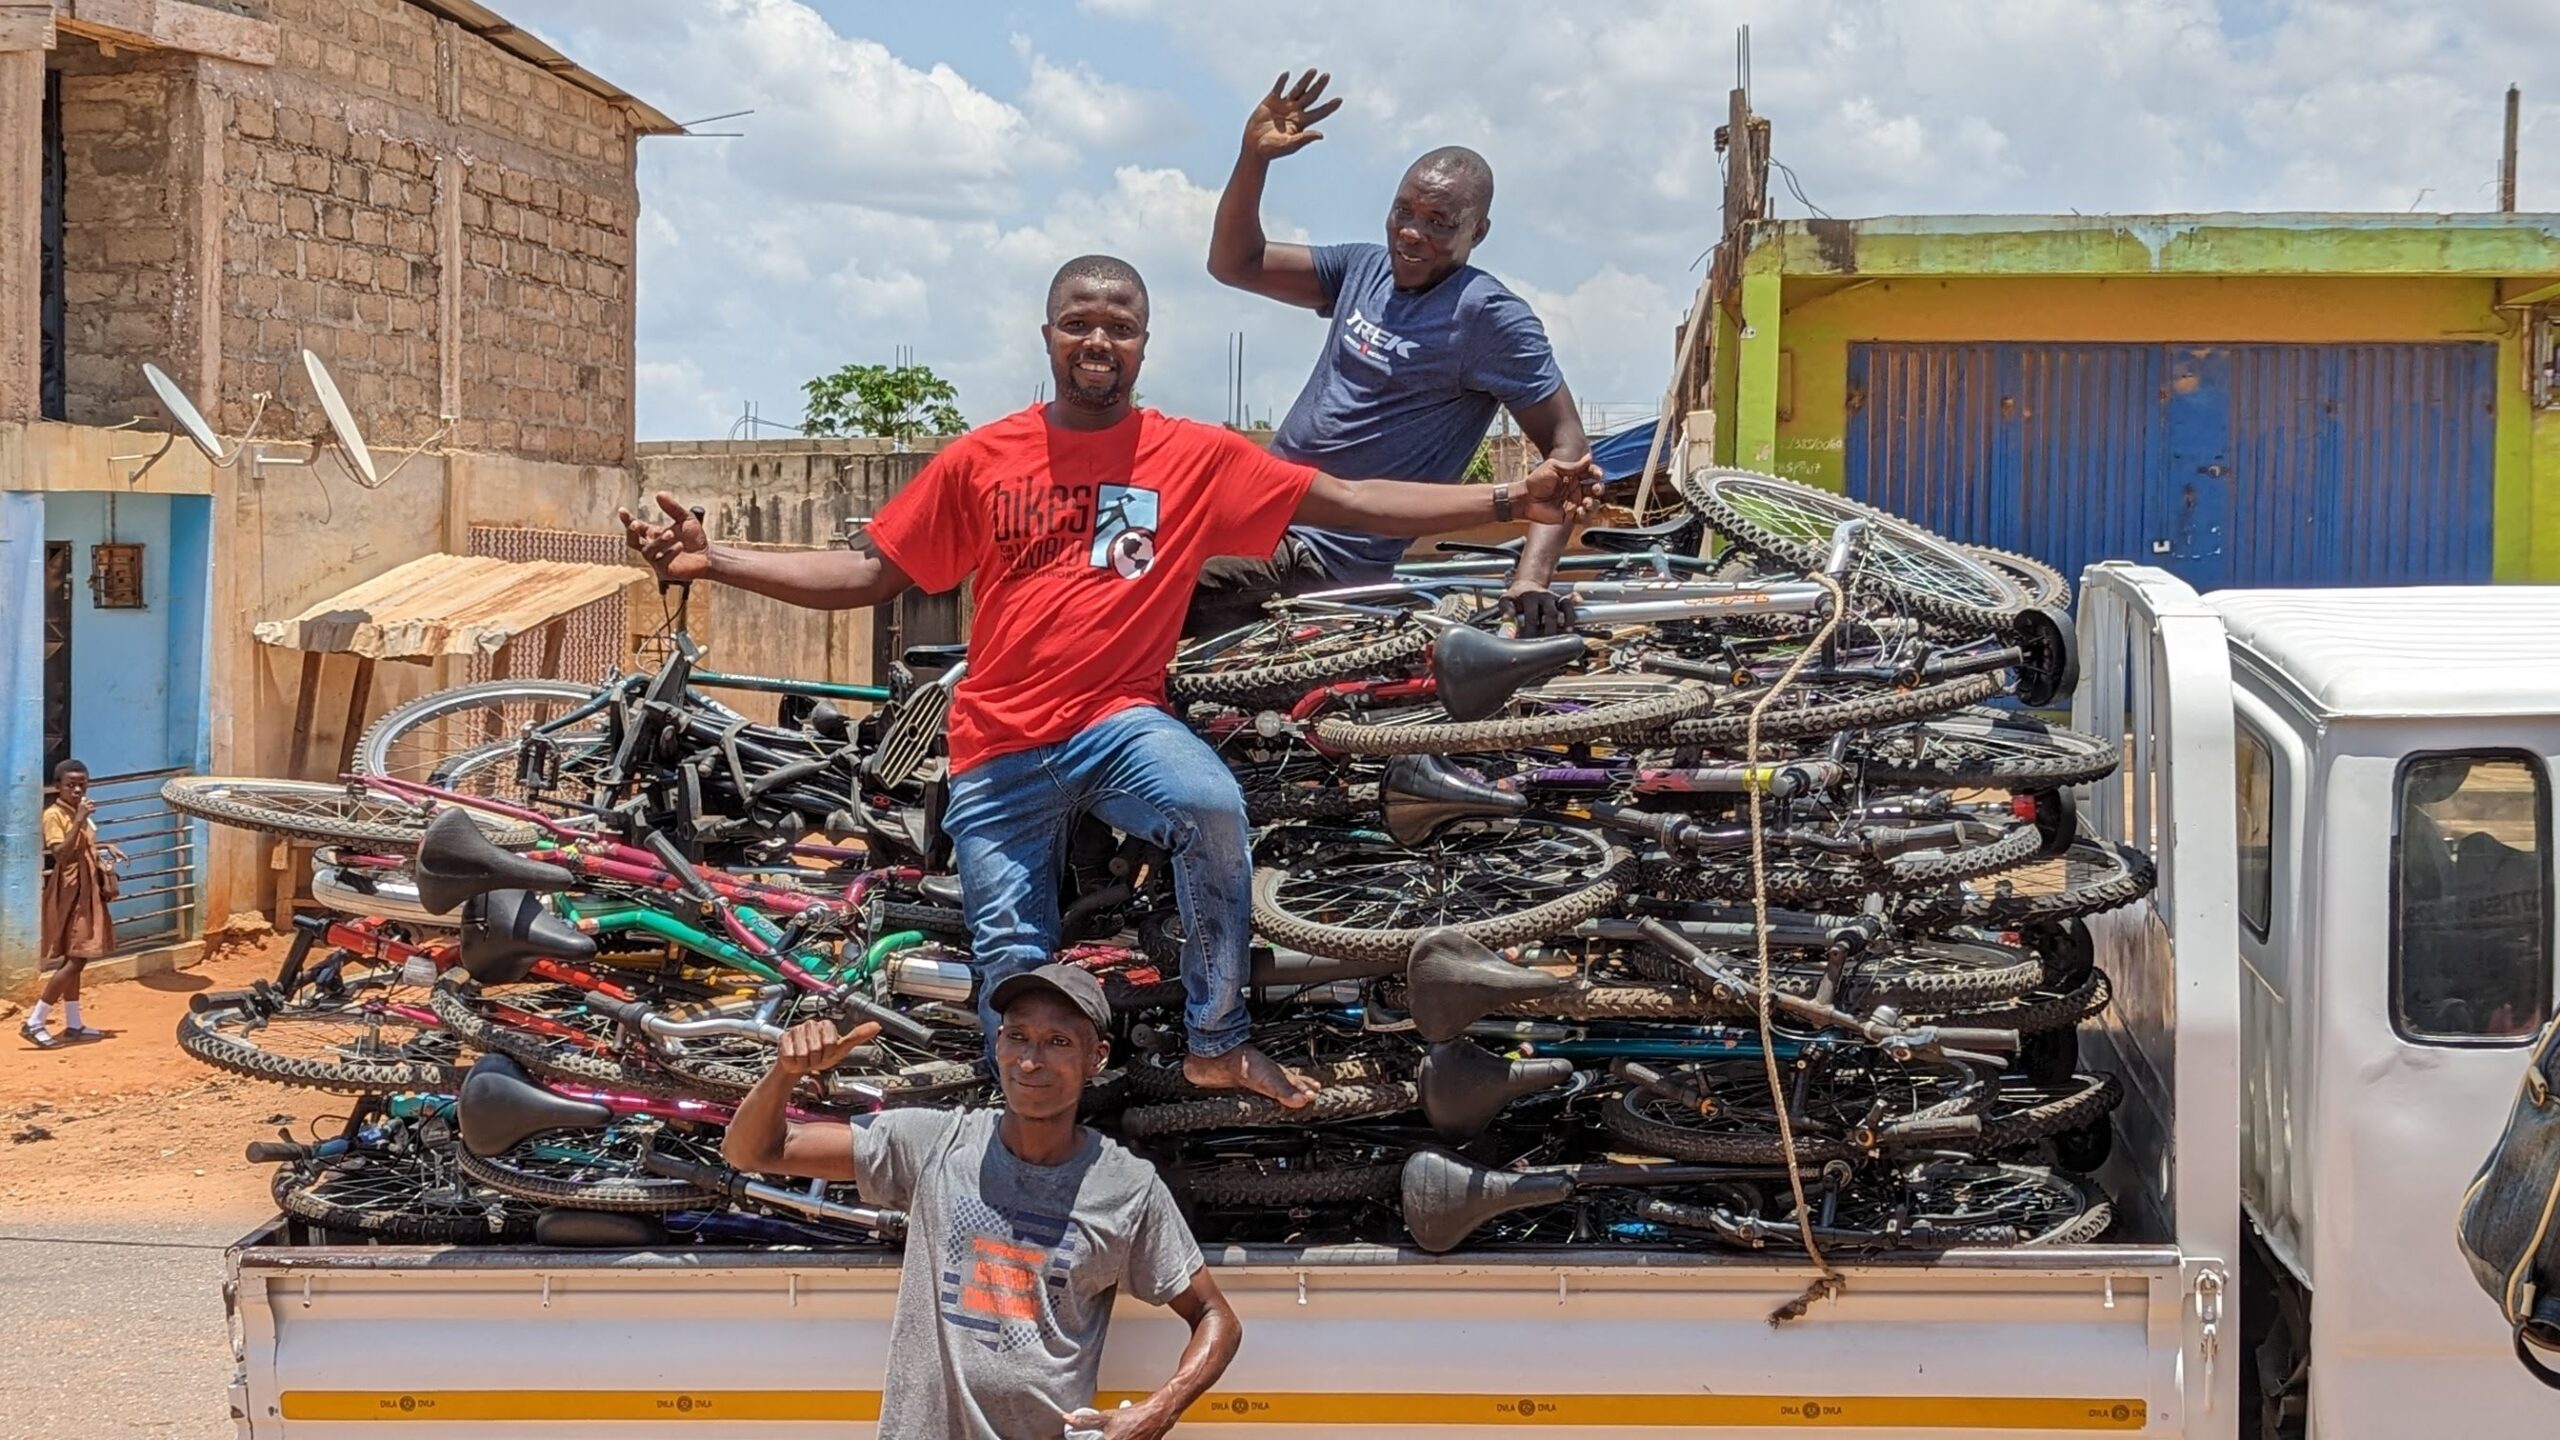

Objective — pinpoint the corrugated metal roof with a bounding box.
[2211,588,2560,719]
[254,553,640,661]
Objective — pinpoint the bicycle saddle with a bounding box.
[1431,624,1589,723]
[414,808,574,915]
[457,889,596,986]
[1405,928,1567,1043]
[916,872,967,909]
[1400,1148,1574,1255]
[1579,512,1703,555]
[901,643,969,675]
[535,1208,669,1248]
[1381,755,1529,847]
[458,1053,612,1157]
[1418,1038,1575,1141]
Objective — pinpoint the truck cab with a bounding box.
[2195,583,2560,1437]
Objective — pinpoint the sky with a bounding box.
[503,0,2560,443]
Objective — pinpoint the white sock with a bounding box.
[62,1002,83,1031]
[27,1000,50,1029]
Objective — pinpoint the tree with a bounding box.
[799,363,965,441]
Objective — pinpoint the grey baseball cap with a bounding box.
[987,963,1111,1037]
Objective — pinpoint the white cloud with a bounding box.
[1011,34,1185,150]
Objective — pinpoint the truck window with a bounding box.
[2237,725,2274,939]
[2391,752,2553,1044]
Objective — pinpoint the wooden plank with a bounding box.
[286,652,323,781]
[335,657,375,776]
[0,5,56,52]
[537,616,566,679]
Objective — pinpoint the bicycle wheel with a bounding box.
[1599,1054,1974,1166]
[1969,1072,2122,1151]
[163,777,538,850]
[1312,675,1717,757]
[1619,936,2045,1011]
[1853,708,2119,790]
[1679,469,2027,634]
[1663,1161,2109,1250]
[1652,674,2005,746]
[358,679,613,808]
[1894,839,2157,927]
[1251,822,1631,963]
[275,1131,531,1243]
[456,1122,728,1212]
[1169,610,1434,705]
[1638,806,2046,907]
[179,989,466,1095]
[426,981,672,1095]
[1962,545,2071,610]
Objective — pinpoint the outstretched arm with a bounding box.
[620,492,915,612]
[719,1017,879,1182]
[1207,70,1341,311]
[1503,385,1594,591]
[1292,455,1605,538]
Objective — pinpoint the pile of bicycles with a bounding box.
[171,467,2147,1257]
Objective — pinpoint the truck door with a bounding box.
[2318,748,2560,1432]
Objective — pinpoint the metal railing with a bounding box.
[50,766,199,954]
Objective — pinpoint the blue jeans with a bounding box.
[942,705,1254,1058]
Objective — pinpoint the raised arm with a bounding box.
[1292,456,1604,537]
[1502,383,1595,624]
[1207,70,1341,311]
[620,492,914,612]
[718,1017,878,1182]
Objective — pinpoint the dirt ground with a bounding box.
[0,935,306,1440]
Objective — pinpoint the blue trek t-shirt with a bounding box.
[1271,242,1566,583]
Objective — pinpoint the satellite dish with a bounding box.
[302,349,380,488]
[142,362,229,461]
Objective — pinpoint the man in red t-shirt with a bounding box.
[624,254,1599,1105]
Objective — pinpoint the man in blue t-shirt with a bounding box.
[1197,68,1592,637]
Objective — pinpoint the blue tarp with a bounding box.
[1589,420,1664,482]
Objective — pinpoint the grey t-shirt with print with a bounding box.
[853,1107,1204,1440]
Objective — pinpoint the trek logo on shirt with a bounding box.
[1090,484,1159,580]
[1343,307,1420,362]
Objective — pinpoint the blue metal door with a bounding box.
[1846,341,2497,590]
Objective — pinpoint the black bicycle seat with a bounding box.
[901,643,969,674]
[1405,927,1567,1043]
[1431,624,1588,723]
[1401,1148,1574,1254]
[1381,755,1529,847]
[1418,1038,1575,1141]
[916,872,966,909]
[535,1208,669,1248]
[414,809,574,915]
[1579,513,1703,554]
[458,1053,612,1157]
[457,889,597,986]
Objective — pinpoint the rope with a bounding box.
[1743,568,1850,1326]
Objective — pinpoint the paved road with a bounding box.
[0,1213,254,1439]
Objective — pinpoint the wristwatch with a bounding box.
[1492,483,1513,523]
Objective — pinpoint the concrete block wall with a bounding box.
[52,47,186,428]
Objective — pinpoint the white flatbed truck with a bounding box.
[220,564,2559,1437]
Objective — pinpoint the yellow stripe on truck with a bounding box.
[281,1389,2147,1428]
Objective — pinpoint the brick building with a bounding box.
[0,0,677,987]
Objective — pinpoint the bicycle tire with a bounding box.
[1494,981,1733,1022]
[274,1145,531,1243]
[1618,938,2044,1011]
[177,1001,467,1096]
[874,899,969,938]
[426,981,711,1099]
[1169,618,1434,705]
[1125,1049,1408,1101]
[1185,1161,1402,1207]
[1968,1072,2123,1152]
[1118,1081,1419,1138]
[163,777,538,850]
[1244,783,1380,826]
[1678,469,2027,634]
[1962,544,2072,610]
[1854,708,2119,790]
[1929,968,2113,1035]
[357,679,608,792]
[1312,678,1717,757]
[455,1141,725,1213]
[1638,808,2046,907]
[1599,1085,1851,1167]
[1250,825,1632,964]
[1894,839,2157,927]
[1653,674,2005,746]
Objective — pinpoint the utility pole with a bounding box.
[2501,84,2520,214]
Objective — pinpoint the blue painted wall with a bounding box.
[1,493,48,986]
[44,492,177,779]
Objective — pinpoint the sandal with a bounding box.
[19,1024,60,1050]
[61,1025,106,1041]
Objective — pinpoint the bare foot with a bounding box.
[1184,1044,1321,1108]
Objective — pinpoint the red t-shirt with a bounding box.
[867,406,1317,772]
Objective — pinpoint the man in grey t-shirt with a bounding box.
[1198,68,1594,637]
[723,965,1241,1439]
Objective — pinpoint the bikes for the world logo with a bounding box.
[1090,484,1160,580]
